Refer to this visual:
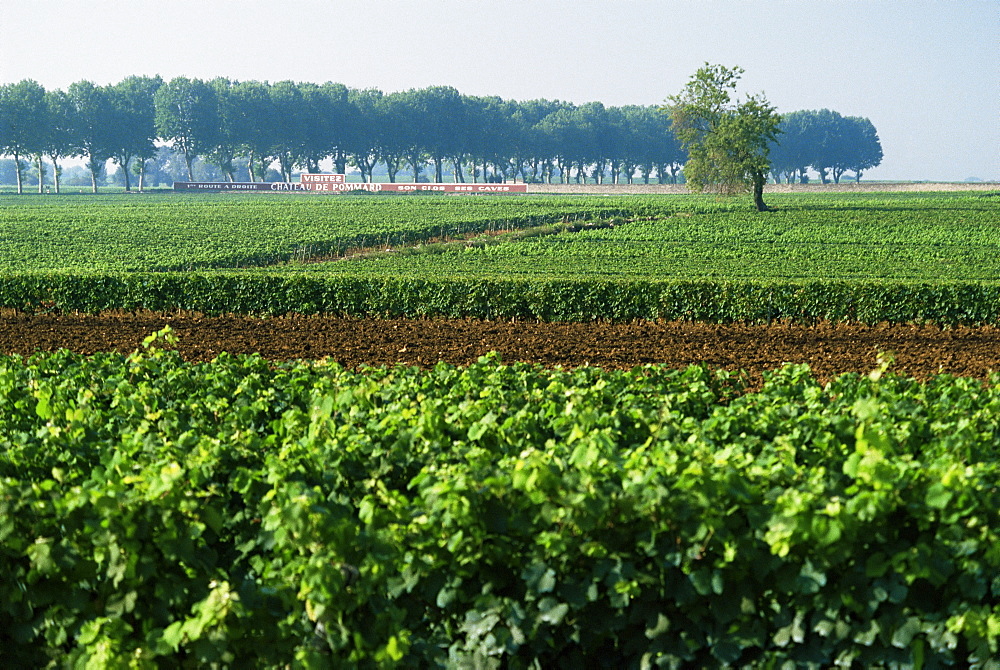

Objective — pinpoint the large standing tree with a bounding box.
[573,102,610,183]
[268,80,308,182]
[230,80,279,181]
[404,86,466,183]
[306,82,351,175]
[535,104,579,183]
[108,75,162,191]
[345,87,384,182]
[819,113,884,184]
[66,80,114,193]
[207,78,242,182]
[774,109,884,184]
[44,88,77,193]
[154,77,219,180]
[801,108,845,184]
[0,80,49,194]
[464,95,515,183]
[667,64,781,211]
[842,115,883,183]
[769,110,814,184]
[379,92,410,182]
[511,98,560,183]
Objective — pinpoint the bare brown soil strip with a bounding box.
[3,312,999,389]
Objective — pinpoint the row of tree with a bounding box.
[771,109,883,184]
[0,76,882,193]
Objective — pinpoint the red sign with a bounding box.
[174,178,528,193]
[300,180,528,193]
[174,182,309,191]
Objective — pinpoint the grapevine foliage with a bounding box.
[6,273,1000,325]
[1,344,998,666]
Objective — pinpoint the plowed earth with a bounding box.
[3,311,1000,389]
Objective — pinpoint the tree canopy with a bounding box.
[666,64,781,211]
[0,79,48,193]
[0,75,882,192]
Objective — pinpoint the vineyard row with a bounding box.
[6,274,1000,325]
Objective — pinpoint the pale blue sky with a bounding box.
[2,0,997,181]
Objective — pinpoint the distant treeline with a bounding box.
[0,77,882,193]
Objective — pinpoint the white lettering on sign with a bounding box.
[176,179,528,193]
[303,182,385,192]
[299,174,526,193]
[301,174,347,183]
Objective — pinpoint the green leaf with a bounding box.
[162,621,185,650]
[437,582,459,608]
[385,635,404,662]
[925,482,952,509]
[537,597,569,625]
[891,616,922,648]
[467,411,496,441]
[27,539,55,575]
[34,393,51,420]
[523,562,557,595]
[645,613,671,639]
[843,451,862,478]
[462,610,501,639]
[711,639,742,664]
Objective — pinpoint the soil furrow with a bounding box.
[4,312,1000,389]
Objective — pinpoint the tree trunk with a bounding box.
[183,148,194,180]
[49,156,61,193]
[13,153,23,194]
[358,155,374,182]
[409,152,421,182]
[752,172,768,212]
[36,155,45,193]
[121,157,132,192]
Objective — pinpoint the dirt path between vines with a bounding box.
[3,312,1000,389]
